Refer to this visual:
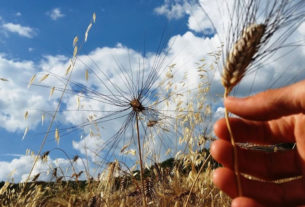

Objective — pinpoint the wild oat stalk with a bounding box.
[222,24,266,196]
[25,12,96,184]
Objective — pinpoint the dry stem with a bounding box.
[221,24,266,196]
[135,113,147,207]
[224,88,242,196]
[184,154,211,207]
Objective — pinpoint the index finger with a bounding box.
[214,116,296,144]
[225,80,305,121]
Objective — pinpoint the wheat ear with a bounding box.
[222,24,266,196]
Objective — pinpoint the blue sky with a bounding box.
[0,0,200,182]
[0,0,189,60]
[0,0,304,182]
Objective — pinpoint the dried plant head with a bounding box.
[198,0,305,94]
[222,24,266,94]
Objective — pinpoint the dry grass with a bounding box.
[2,1,304,206]
[0,159,231,207]
[2,10,232,207]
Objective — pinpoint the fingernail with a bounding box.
[231,199,239,207]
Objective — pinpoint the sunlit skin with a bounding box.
[211,79,305,207]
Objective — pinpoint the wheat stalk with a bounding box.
[222,23,266,196]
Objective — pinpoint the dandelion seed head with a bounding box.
[130,98,145,112]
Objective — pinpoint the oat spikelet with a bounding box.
[28,74,36,88]
[73,155,79,162]
[0,182,10,195]
[126,149,136,156]
[55,128,60,144]
[31,173,40,182]
[49,86,55,98]
[40,74,49,82]
[41,113,45,126]
[65,64,72,76]
[85,23,92,42]
[85,69,89,81]
[92,12,96,23]
[22,127,28,140]
[73,46,78,57]
[77,96,80,110]
[24,111,29,120]
[120,144,129,153]
[73,36,78,47]
[222,24,266,93]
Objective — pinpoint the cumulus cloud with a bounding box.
[47,8,65,20]
[0,55,57,132]
[155,0,210,24]
[72,134,105,162]
[1,0,305,176]
[0,155,86,182]
[154,0,192,20]
[2,23,36,38]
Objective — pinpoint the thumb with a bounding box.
[225,80,305,121]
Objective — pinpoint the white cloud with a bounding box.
[2,23,36,38]
[154,0,215,33]
[0,55,58,132]
[47,8,65,20]
[298,21,305,36]
[73,134,105,162]
[0,155,86,182]
[1,0,305,171]
[154,0,190,20]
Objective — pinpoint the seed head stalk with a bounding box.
[135,113,147,207]
[224,88,242,196]
[221,23,266,196]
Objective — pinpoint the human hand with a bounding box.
[211,80,305,207]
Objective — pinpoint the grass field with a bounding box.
[1,1,304,206]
